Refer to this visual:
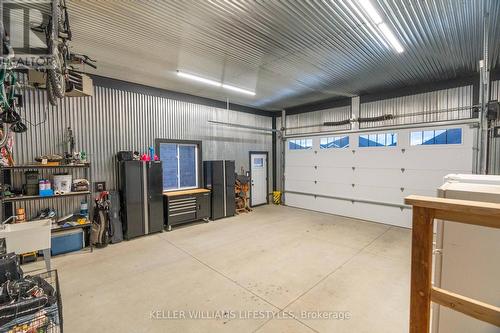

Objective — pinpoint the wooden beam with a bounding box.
[409,206,435,333]
[431,287,500,327]
[405,195,500,219]
[434,209,500,229]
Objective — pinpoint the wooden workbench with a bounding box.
[163,188,210,197]
[163,188,211,230]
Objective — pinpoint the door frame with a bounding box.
[249,151,269,207]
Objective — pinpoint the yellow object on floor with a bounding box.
[273,191,281,205]
[20,251,37,264]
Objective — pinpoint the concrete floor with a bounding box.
[25,205,411,333]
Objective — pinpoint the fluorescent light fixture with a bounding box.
[177,70,256,96]
[358,0,383,24]
[354,0,404,53]
[221,84,256,96]
[378,23,404,53]
[177,71,221,87]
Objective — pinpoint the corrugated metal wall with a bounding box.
[285,106,352,135]
[490,80,500,175]
[360,86,474,128]
[283,86,474,136]
[12,83,272,219]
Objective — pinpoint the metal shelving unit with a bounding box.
[2,191,91,203]
[0,163,93,245]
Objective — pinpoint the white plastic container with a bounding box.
[53,174,72,194]
[433,174,500,333]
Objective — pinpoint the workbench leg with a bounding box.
[42,248,51,272]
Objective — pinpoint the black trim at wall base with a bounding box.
[90,74,273,117]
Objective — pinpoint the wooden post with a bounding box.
[405,195,500,332]
[409,206,434,333]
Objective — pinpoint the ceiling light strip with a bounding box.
[177,71,221,87]
[221,84,256,96]
[356,0,404,53]
[177,71,255,96]
[378,23,404,53]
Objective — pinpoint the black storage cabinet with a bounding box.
[203,160,235,220]
[118,160,164,239]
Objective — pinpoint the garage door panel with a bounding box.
[353,149,405,168]
[316,167,354,181]
[402,187,439,198]
[301,182,405,205]
[350,203,411,228]
[286,151,316,166]
[403,147,474,170]
[285,193,411,228]
[401,169,469,189]
[353,168,405,187]
[316,151,354,167]
[286,165,317,181]
[285,193,322,212]
[286,179,317,193]
[285,126,476,228]
[354,185,406,204]
[313,182,356,198]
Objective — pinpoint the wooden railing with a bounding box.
[404,195,500,333]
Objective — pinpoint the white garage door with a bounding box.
[284,124,476,228]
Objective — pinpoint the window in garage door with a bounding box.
[410,128,462,146]
[359,132,398,147]
[289,138,313,150]
[320,135,349,149]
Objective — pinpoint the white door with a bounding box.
[250,153,268,206]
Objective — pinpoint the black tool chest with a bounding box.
[163,189,211,230]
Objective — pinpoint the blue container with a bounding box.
[51,229,84,255]
[39,189,54,197]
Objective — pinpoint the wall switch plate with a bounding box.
[95,182,106,192]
